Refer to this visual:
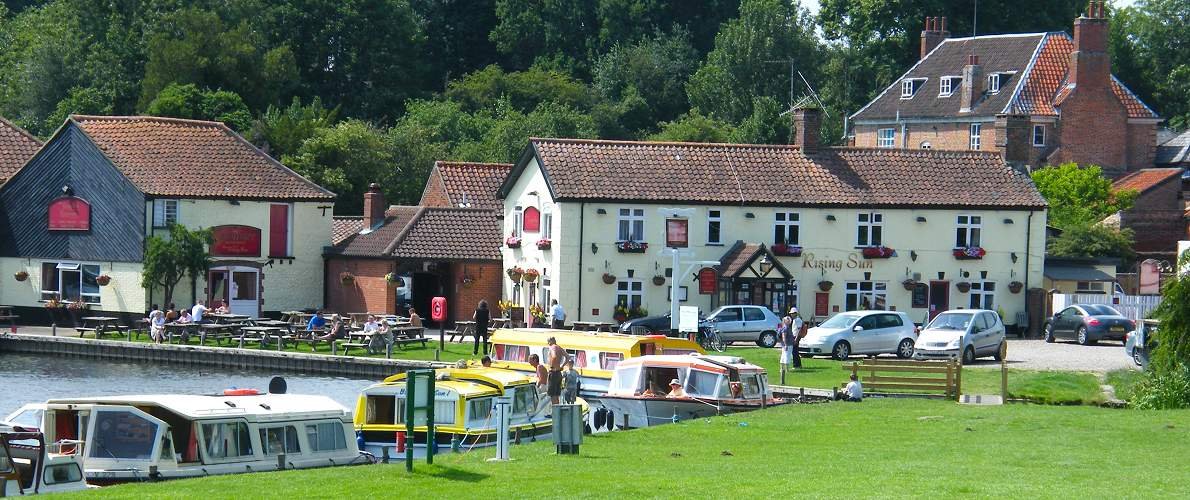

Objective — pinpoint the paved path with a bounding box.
[964,338,1137,372]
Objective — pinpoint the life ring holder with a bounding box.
[223,388,261,396]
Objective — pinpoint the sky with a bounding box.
[796,0,1139,15]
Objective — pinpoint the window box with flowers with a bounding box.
[861,246,895,259]
[613,305,648,323]
[953,246,986,260]
[506,266,524,282]
[615,241,648,253]
[536,239,551,250]
[505,235,522,249]
[523,268,539,283]
[771,244,803,257]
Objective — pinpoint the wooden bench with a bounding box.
[75,327,97,337]
[842,358,961,400]
[339,342,369,355]
[393,337,429,350]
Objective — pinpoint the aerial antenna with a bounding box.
[971,0,978,60]
[764,59,831,118]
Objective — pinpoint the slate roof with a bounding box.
[1155,129,1190,166]
[389,207,502,261]
[1111,168,1183,194]
[422,161,513,210]
[511,138,1047,209]
[852,33,1157,121]
[715,242,792,279]
[327,206,420,257]
[1044,265,1115,282]
[0,116,42,184]
[70,115,334,200]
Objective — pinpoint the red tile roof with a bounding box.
[71,115,334,200]
[389,208,502,261]
[0,116,42,184]
[331,217,364,246]
[422,161,512,210]
[1112,168,1183,194]
[328,206,420,257]
[516,138,1046,209]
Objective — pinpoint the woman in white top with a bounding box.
[149,305,166,344]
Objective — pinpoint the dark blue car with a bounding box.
[1044,304,1134,345]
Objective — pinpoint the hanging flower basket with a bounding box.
[901,279,918,291]
[523,268,540,283]
[861,246,896,259]
[536,238,552,250]
[505,235,522,248]
[956,281,972,293]
[459,275,475,288]
[13,271,28,282]
[506,266,524,282]
[652,275,666,286]
[818,280,833,292]
[43,298,63,309]
[95,274,112,286]
[602,273,617,285]
[771,243,803,257]
[339,272,355,284]
[615,241,648,253]
[1009,281,1024,294]
[953,246,986,260]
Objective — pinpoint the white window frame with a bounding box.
[845,281,888,311]
[1076,281,1106,293]
[41,261,101,304]
[1032,124,1045,147]
[969,123,982,150]
[956,215,982,248]
[939,76,957,97]
[541,209,553,240]
[512,206,523,237]
[152,199,179,228]
[774,212,800,246]
[877,128,895,148]
[616,279,644,309]
[707,209,722,245]
[617,208,644,242]
[901,80,914,98]
[987,73,1001,93]
[856,212,883,247]
[969,281,995,310]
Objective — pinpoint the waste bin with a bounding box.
[552,404,583,455]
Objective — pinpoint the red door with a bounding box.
[928,281,950,320]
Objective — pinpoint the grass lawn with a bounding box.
[1107,369,1146,402]
[71,399,1190,499]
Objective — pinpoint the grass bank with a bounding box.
[71,399,1190,499]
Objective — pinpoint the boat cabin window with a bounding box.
[608,365,641,394]
[434,401,456,425]
[741,374,762,399]
[495,344,529,362]
[366,396,399,425]
[512,386,537,416]
[6,407,43,429]
[467,397,493,427]
[640,343,656,355]
[0,443,12,473]
[305,422,347,452]
[686,370,722,397]
[642,367,680,396]
[565,349,588,367]
[44,462,83,485]
[201,421,253,460]
[259,426,301,455]
[600,352,623,370]
[159,434,174,461]
[90,410,160,460]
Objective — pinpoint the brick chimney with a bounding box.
[995,114,1031,170]
[920,17,949,60]
[363,182,385,229]
[792,106,821,154]
[1070,0,1111,93]
[959,54,984,113]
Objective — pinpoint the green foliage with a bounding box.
[144,83,253,131]
[284,119,394,215]
[142,224,213,305]
[250,97,340,159]
[1151,250,1190,377]
[593,30,699,128]
[1046,223,1136,260]
[444,65,591,114]
[648,108,735,143]
[1110,0,1190,130]
[730,96,790,144]
[43,86,114,132]
[1030,163,1137,229]
[1131,364,1190,410]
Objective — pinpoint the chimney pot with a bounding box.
[919,15,951,60]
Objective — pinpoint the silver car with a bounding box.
[799,311,918,360]
[914,309,1007,364]
[1125,319,1158,369]
[703,305,783,347]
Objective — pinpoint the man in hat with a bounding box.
[665,379,688,398]
[779,307,804,372]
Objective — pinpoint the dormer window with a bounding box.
[939,76,959,97]
[900,78,926,99]
[987,74,1000,93]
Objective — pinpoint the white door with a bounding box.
[228,269,260,318]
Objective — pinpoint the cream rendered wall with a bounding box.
[501,158,563,316]
[0,258,146,312]
[144,199,331,312]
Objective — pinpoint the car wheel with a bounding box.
[1077,326,1095,346]
[757,331,778,348]
[1043,324,1055,343]
[896,338,915,359]
[993,341,1007,361]
[961,346,976,365]
[1132,347,1144,367]
[831,341,851,361]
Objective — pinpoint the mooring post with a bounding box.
[1001,357,1008,401]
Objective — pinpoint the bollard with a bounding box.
[52,323,57,337]
[434,349,440,362]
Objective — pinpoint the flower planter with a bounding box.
[818,280,833,292]
[771,244,803,257]
[95,275,111,286]
[13,271,28,282]
[952,247,986,260]
[956,281,971,293]
[536,239,551,250]
[505,236,522,249]
[861,246,895,259]
[652,276,666,286]
[615,241,648,253]
[1008,281,1024,294]
[506,267,524,282]
[602,273,617,285]
[523,269,539,283]
[901,279,917,291]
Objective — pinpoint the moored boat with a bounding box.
[596,354,785,428]
[354,367,587,457]
[2,422,90,495]
[40,390,370,484]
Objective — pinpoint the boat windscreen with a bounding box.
[686,370,721,397]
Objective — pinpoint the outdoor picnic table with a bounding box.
[571,321,614,332]
[199,323,239,345]
[253,319,294,332]
[449,321,476,342]
[238,326,287,350]
[164,322,198,343]
[491,317,511,329]
[207,313,252,324]
[78,316,125,338]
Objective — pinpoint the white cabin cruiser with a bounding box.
[40,391,371,484]
[2,423,89,495]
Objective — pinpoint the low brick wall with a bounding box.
[0,333,449,379]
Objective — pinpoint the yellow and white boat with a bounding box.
[353,367,587,457]
[489,328,705,397]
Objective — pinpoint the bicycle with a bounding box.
[698,327,725,353]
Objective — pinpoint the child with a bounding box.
[561,359,580,405]
[840,373,863,402]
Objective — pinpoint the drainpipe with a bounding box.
[576,202,585,322]
[1024,210,1034,335]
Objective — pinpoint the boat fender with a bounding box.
[223,388,261,396]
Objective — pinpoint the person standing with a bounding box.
[550,299,566,329]
[778,315,796,374]
[192,299,209,324]
[473,300,490,355]
[561,359,580,404]
[546,337,567,405]
[788,307,804,369]
[529,354,548,394]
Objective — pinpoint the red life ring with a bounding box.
[223,388,261,396]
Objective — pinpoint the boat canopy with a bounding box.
[43,394,349,421]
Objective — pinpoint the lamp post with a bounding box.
[758,255,773,276]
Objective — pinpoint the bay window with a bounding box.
[41,262,101,304]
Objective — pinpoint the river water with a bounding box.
[0,353,377,417]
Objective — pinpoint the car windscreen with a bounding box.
[1082,304,1121,316]
[819,314,862,329]
[927,313,973,330]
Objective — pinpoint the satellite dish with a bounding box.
[268,376,288,394]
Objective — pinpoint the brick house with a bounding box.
[1107,168,1187,261]
[324,162,509,323]
[0,116,42,184]
[849,2,1160,177]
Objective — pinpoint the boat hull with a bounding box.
[82,453,368,484]
[596,396,785,428]
[360,423,555,458]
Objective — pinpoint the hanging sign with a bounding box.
[48,197,91,231]
[211,225,262,257]
[665,218,689,248]
[697,267,717,295]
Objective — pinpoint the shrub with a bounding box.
[1131,364,1190,410]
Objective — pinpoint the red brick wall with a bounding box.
[1127,122,1157,171]
[1122,177,1184,253]
[325,258,396,314]
[1053,87,1130,176]
[854,122,994,151]
[418,167,450,207]
[449,261,503,322]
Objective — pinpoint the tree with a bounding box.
[1110,0,1190,129]
[1029,163,1137,229]
[283,119,394,214]
[1151,249,1190,375]
[142,224,212,306]
[648,108,735,143]
[144,83,253,131]
[1046,223,1136,261]
[593,30,700,129]
[730,96,790,144]
[250,97,340,159]
[43,86,114,132]
[444,65,592,114]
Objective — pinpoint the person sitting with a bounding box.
[307,311,327,331]
[315,316,346,341]
[176,310,193,324]
[362,315,381,333]
[192,300,209,324]
[408,307,423,328]
[838,373,863,402]
[164,302,179,322]
[149,304,166,344]
[665,378,688,399]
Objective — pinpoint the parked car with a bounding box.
[702,305,783,347]
[914,309,1007,364]
[799,311,917,360]
[1125,319,1159,369]
[1044,304,1134,345]
[617,314,676,335]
